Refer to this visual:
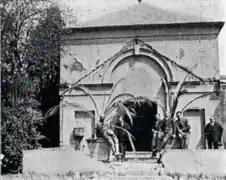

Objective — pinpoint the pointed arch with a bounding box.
[101,39,172,83]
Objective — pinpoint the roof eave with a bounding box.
[65,21,225,34]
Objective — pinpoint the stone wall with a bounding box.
[163,150,226,176]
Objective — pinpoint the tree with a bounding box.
[25,6,65,147]
[1,0,66,173]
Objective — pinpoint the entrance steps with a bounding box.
[90,152,175,180]
[83,150,226,179]
[96,160,173,180]
[125,151,153,161]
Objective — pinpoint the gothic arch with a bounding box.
[103,40,173,83]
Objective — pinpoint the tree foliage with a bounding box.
[1,0,65,173]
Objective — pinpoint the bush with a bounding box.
[1,99,44,174]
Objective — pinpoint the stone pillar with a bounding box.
[59,98,64,147]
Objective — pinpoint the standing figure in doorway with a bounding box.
[204,116,223,149]
[156,111,176,163]
[115,115,131,161]
[175,111,191,149]
[94,115,120,157]
[151,113,163,158]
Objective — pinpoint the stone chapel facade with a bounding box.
[60,3,226,151]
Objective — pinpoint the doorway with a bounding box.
[183,109,206,149]
[123,98,157,151]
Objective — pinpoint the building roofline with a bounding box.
[65,21,225,34]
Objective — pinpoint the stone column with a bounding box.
[59,98,64,147]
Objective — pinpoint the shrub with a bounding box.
[1,99,44,174]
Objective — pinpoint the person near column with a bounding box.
[175,111,191,149]
[115,115,131,161]
[204,116,223,149]
[94,115,120,156]
[151,113,163,158]
[156,111,176,163]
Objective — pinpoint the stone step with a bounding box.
[111,165,161,172]
[112,171,162,177]
[111,160,158,165]
[110,162,161,170]
[107,162,164,177]
[102,155,166,180]
[89,175,174,180]
[125,151,153,160]
[124,158,158,163]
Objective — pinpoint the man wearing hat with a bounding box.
[204,116,223,149]
[175,111,191,149]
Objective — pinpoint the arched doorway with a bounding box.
[109,54,169,151]
[122,97,157,151]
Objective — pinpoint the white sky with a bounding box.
[57,0,226,76]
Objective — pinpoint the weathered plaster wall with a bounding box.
[60,38,219,84]
[60,25,221,85]
[175,93,220,122]
[62,95,108,146]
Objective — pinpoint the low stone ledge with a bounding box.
[162,149,226,176]
[23,146,111,175]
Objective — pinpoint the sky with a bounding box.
[57,0,226,76]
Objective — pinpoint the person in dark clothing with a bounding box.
[204,116,223,149]
[151,113,163,158]
[115,116,132,161]
[156,111,176,163]
[175,111,191,149]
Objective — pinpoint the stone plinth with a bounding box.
[86,138,112,161]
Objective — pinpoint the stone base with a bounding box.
[87,138,113,161]
[23,146,111,174]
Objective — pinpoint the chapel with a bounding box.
[60,2,225,151]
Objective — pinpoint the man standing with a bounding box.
[204,116,223,149]
[94,115,120,156]
[156,111,176,163]
[175,111,191,149]
[151,113,163,158]
[115,116,131,161]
